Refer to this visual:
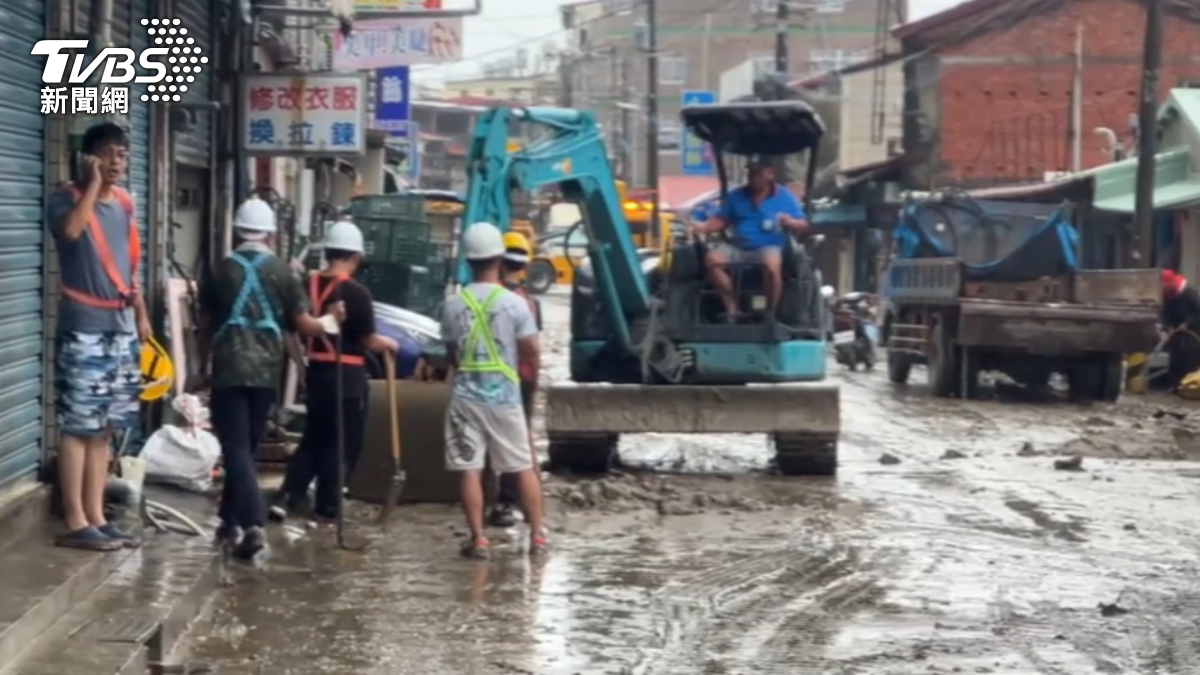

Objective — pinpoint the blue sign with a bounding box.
[374,66,410,137]
[681,90,716,176]
[389,122,421,183]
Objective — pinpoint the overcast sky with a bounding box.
[415,0,969,84]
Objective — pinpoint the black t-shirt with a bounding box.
[306,275,376,398]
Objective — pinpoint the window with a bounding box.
[808,49,868,73]
[602,0,635,15]
[815,0,846,12]
[659,55,686,86]
[657,119,681,153]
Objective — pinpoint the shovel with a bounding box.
[377,350,405,527]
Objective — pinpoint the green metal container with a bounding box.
[350,194,426,219]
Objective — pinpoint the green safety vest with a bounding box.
[457,287,519,383]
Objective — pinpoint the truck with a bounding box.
[881,192,1160,401]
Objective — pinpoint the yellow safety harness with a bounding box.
[457,287,519,383]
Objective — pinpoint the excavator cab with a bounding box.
[667,100,828,339]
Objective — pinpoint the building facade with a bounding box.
[895,0,1200,188]
[559,0,886,186]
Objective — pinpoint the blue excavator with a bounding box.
[458,100,840,476]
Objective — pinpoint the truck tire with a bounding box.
[927,317,961,398]
[887,349,911,384]
[1094,354,1124,403]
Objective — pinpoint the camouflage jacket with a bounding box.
[200,243,308,390]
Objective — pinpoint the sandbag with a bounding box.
[143,424,221,493]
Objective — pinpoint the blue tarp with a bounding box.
[893,194,1080,282]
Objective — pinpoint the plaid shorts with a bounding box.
[55,331,141,438]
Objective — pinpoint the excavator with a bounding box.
[453,101,840,475]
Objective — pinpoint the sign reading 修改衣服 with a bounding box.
[242,74,367,155]
[373,66,410,137]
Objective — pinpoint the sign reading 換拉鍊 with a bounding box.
[242,74,366,155]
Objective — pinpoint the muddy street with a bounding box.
[184,290,1200,674]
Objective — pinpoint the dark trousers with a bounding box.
[283,388,367,519]
[1168,328,1200,390]
[496,380,536,506]
[211,386,275,529]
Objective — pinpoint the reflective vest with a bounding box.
[307,273,364,366]
[62,184,140,310]
[503,281,539,382]
[457,287,518,383]
[214,251,281,340]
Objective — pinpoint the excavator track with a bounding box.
[772,433,838,477]
[546,433,620,474]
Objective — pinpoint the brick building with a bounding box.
[559,0,887,187]
[894,0,1200,188]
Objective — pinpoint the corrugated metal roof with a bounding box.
[1083,149,1200,213]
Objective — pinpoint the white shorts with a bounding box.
[711,243,782,265]
[444,398,534,473]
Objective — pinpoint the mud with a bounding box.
[182,290,1200,674]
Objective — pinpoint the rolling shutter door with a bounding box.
[0,0,47,488]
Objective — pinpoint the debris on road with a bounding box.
[1017,441,1039,457]
[1053,455,1084,471]
[941,449,967,460]
[880,453,901,465]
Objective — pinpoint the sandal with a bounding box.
[459,537,490,559]
[56,526,122,551]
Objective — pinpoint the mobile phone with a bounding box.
[73,153,94,183]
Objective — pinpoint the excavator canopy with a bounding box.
[680,100,825,157]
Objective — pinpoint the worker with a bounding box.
[270,221,398,525]
[689,157,809,321]
[198,197,344,560]
[46,122,151,551]
[442,222,548,558]
[486,231,544,528]
[1161,269,1200,393]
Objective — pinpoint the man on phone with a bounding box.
[46,123,151,551]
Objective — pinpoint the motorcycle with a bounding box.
[830,290,878,371]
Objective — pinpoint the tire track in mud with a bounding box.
[627,536,896,675]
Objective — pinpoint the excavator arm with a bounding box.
[459,107,651,347]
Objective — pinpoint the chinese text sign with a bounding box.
[352,0,442,10]
[681,90,716,177]
[373,66,409,137]
[333,18,463,70]
[243,75,366,155]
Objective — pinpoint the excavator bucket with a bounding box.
[347,379,459,504]
[543,382,841,476]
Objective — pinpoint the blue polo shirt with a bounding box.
[718,184,805,250]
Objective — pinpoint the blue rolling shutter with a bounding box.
[0,0,46,488]
[124,0,152,272]
[175,0,213,167]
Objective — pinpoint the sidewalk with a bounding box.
[0,483,223,675]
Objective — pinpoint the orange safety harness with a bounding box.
[306,273,364,366]
[62,185,140,310]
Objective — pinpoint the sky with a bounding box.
[414,0,970,85]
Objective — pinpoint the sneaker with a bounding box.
[487,503,517,528]
[98,523,142,548]
[232,526,266,561]
[459,537,490,559]
[214,522,240,548]
[56,526,122,551]
[267,491,288,523]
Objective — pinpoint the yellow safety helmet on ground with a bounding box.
[503,231,532,265]
[140,336,174,402]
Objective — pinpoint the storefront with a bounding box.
[0,0,49,489]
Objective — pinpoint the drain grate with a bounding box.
[91,618,159,644]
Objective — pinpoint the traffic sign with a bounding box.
[681,90,715,176]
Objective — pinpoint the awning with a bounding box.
[1087,149,1200,213]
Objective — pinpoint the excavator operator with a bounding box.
[688,157,809,320]
[1161,269,1200,393]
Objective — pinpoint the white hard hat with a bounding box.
[462,222,505,260]
[820,285,835,299]
[233,198,276,233]
[324,220,364,253]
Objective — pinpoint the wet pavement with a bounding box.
[184,290,1200,674]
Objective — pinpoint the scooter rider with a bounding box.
[487,231,543,528]
[199,197,344,559]
[271,221,398,524]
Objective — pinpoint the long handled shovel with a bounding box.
[377,350,405,527]
[334,329,369,551]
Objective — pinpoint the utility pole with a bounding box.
[618,56,632,182]
[1134,0,1162,268]
[644,0,660,225]
[774,0,789,81]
